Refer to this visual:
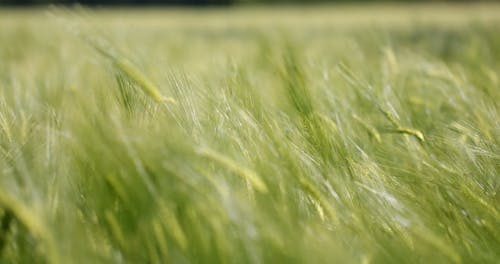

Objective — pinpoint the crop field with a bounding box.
[0,4,499,263]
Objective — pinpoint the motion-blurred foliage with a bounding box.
[0,5,499,264]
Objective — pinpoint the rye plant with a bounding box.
[0,5,499,264]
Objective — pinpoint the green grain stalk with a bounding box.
[352,114,382,143]
[196,147,268,193]
[90,40,176,105]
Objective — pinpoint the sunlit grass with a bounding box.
[0,5,499,263]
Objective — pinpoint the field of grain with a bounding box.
[0,5,499,263]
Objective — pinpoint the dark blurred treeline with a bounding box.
[0,0,233,4]
[0,0,494,6]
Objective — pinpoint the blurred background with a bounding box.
[1,0,498,6]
